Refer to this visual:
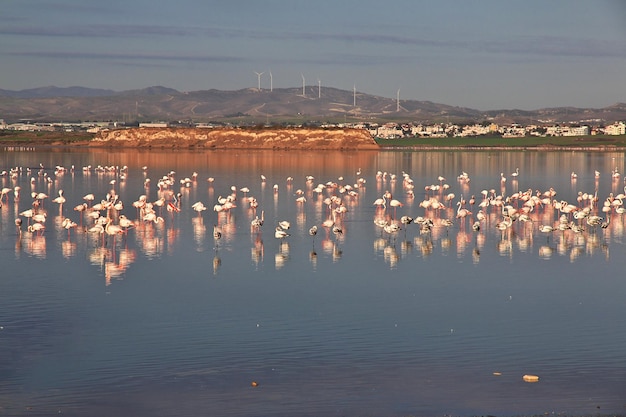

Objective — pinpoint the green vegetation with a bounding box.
[0,131,95,144]
[375,135,626,148]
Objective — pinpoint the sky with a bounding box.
[1,0,625,110]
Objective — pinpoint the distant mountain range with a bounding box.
[1,85,625,125]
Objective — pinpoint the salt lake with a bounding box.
[0,148,624,417]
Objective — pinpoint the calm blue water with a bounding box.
[0,148,625,417]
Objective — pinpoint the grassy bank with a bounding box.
[374,135,626,148]
[0,130,95,145]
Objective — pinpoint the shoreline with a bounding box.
[2,128,626,151]
[2,140,625,152]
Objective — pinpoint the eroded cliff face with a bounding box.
[92,127,379,150]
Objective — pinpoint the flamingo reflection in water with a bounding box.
[5,160,626,274]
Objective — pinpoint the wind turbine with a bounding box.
[301,73,306,97]
[269,71,273,92]
[396,88,400,112]
[353,84,356,107]
[318,79,321,99]
[254,71,264,90]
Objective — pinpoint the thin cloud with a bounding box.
[5,51,246,64]
[3,22,625,61]
[0,24,200,38]
[478,35,626,59]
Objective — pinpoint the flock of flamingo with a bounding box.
[2,161,626,271]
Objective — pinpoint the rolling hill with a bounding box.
[0,86,624,125]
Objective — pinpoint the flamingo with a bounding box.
[15,218,23,236]
[538,224,554,241]
[83,193,95,206]
[309,225,318,246]
[119,215,134,233]
[251,211,264,229]
[143,212,164,224]
[373,195,387,209]
[389,198,403,218]
[105,220,124,247]
[61,217,77,238]
[456,201,470,225]
[19,209,34,225]
[191,201,207,217]
[28,222,45,236]
[275,226,289,239]
[1,187,12,203]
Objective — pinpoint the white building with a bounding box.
[605,122,626,135]
[376,123,403,139]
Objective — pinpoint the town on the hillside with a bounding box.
[1,118,625,138]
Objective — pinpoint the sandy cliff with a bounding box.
[92,127,379,150]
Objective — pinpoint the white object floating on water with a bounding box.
[523,374,540,382]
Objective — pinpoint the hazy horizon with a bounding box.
[1,0,625,111]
